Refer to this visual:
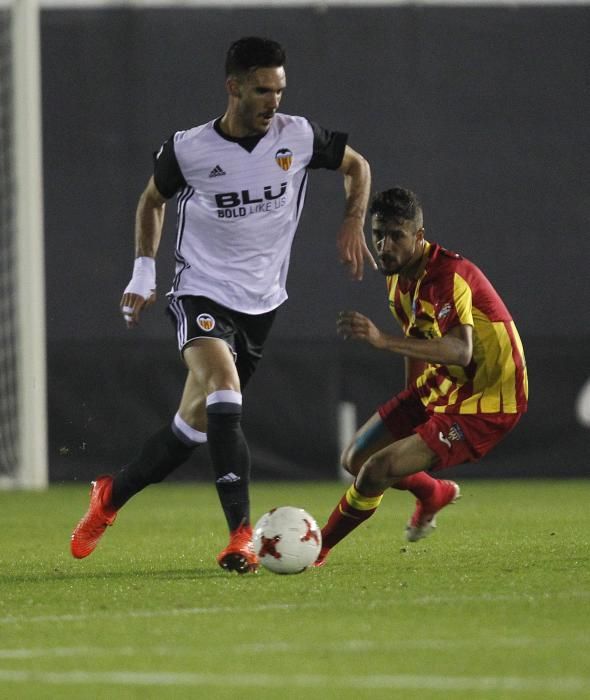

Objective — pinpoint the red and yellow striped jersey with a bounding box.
[387,242,528,414]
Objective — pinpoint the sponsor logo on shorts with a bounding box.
[438,422,465,449]
[196,313,215,332]
[438,432,452,448]
[275,148,293,171]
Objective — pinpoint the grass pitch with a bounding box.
[0,479,589,699]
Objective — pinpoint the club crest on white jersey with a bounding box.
[275,148,293,171]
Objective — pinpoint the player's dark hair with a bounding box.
[370,187,422,224]
[225,37,286,77]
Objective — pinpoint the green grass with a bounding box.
[0,480,589,699]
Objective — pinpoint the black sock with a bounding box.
[110,425,196,509]
[207,404,251,532]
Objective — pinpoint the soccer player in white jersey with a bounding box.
[70,37,375,573]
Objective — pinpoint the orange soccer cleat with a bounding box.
[405,479,461,542]
[70,476,118,559]
[216,523,259,574]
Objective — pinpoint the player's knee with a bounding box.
[206,377,240,396]
[340,443,362,477]
[363,452,392,482]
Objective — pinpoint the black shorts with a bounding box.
[166,296,276,388]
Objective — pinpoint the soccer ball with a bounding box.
[253,506,322,574]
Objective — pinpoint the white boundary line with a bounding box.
[1,591,589,626]
[0,601,317,625]
[0,670,588,692]
[1,632,589,659]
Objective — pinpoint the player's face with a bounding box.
[372,215,424,276]
[234,67,286,135]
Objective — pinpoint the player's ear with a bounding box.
[226,77,242,98]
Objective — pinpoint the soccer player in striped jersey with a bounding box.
[315,187,528,566]
[70,37,376,573]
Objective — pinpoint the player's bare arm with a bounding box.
[134,176,167,257]
[337,146,377,281]
[120,176,167,327]
[337,310,473,367]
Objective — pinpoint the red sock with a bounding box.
[321,483,384,551]
[392,471,438,502]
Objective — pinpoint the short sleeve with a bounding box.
[153,136,187,199]
[307,121,348,170]
[438,272,474,334]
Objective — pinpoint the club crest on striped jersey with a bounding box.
[196,313,215,332]
[437,302,452,320]
[275,148,293,171]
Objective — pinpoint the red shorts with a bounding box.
[378,386,523,470]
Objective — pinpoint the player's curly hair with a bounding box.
[225,37,286,77]
[370,187,423,225]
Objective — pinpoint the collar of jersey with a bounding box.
[214,117,266,153]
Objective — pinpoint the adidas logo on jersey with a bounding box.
[209,165,226,178]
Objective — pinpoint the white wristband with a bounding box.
[123,256,156,300]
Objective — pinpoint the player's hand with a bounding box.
[120,291,156,328]
[337,218,378,281]
[120,256,156,328]
[337,310,383,348]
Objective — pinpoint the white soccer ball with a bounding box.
[253,506,322,574]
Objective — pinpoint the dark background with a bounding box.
[42,5,590,482]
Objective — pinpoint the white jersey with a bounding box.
[154,114,347,314]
